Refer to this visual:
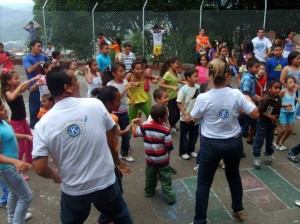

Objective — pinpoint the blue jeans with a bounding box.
[60,180,133,224]
[0,166,32,224]
[194,135,244,224]
[0,181,9,206]
[179,121,199,156]
[290,144,300,156]
[115,112,131,157]
[252,119,275,157]
[29,89,40,129]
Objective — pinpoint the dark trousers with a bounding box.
[291,144,300,156]
[179,121,199,156]
[60,180,133,224]
[194,135,244,224]
[167,98,180,128]
[29,90,40,129]
[252,119,275,157]
[115,112,130,156]
[196,133,205,165]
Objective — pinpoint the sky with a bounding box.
[0,0,33,5]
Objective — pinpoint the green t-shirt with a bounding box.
[163,71,178,99]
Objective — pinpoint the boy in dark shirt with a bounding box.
[252,79,282,168]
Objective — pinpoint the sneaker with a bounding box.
[295,200,300,207]
[280,144,287,150]
[253,157,261,169]
[181,153,190,160]
[273,142,282,151]
[25,212,32,221]
[193,164,199,173]
[0,204,7,208]
[121,155,134,162]
[170,167,177,175]
[288,152,298,163]
[264,152,272,164]
[170,127,177,133]
[233,210,245,221]
[190,152,198,158]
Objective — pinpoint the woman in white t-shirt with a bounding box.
[191,58,259,223]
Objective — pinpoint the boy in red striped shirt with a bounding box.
[132,104,176,204]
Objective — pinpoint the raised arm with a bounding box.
[5,77,39,101]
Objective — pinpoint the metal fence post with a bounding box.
[42,0,49,47]
[263,0,267,29]
[199,0,204,29]
[92,2,99,58]
[142,0,148,56]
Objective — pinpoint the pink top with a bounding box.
[197,66,209,84]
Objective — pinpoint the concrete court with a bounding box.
[0,65,300,224]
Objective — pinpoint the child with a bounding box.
[265,44,288,80]
[274,76,299,150]
[22,21,39,41]
[255,64,267,97]
[252,79,282,169]
[0,70,39,179]
[132,104,176,204]
[0,99,33,222]
[85,59,102,97]
[90,86,132,224]
[118,43,136,73]
[109,37,121,62]
[196,54,209,84]
[177,68,200,160]
[51,50,62,66]
[135,56,159,118]
[239,59,260,144]
[126,61,150,122]
[159,56,185,132]
[45,43,55,58]
[207,40,217,62]
[37,94,55,119]
[104,62,136,162]
[283,31,295,58]
[0,43,14,70]
[68,60,85,77]
[29,61,54,100]
[152,88,177,175]
[96,42,111,72]
[238,52,255,88]
[97,32,106,53]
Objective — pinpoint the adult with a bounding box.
[44,43,55,58]
[191,59,259,224]
[32,68,133,224]
[23,40,49,129]
[195,28,209,60]
[252,28,272,63]
[283,31,296,58]
[23,21,40,41]
[149,24,167,65]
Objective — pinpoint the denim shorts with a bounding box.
[279,111,295,124]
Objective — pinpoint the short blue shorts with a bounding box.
[279,111,295,124]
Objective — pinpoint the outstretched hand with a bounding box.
[117,162,131,176]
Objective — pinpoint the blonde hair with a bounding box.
[208,59,230,85]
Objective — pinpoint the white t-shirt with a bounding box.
[33,97,116,196]
[252,37,272,62]
[150,30,166,45]
[191,87,256,139]
[177,84,200,121]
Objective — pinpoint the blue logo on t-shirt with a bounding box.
[255,42,265,51]
[66,124,81,138]
[218,109,230,119]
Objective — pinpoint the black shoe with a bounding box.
[171,167,177,175]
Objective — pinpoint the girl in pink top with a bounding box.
[196,54,209,84]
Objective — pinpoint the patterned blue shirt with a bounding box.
[240,71,256,97]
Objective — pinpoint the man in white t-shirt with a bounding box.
[252,28,272,63]
[149,24,167,65]
[32,67,133,223]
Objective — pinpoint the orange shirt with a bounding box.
[109,44,121,53]
[196,35,209,51]
[37,108,48,119]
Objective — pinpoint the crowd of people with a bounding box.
[0,24,300,224]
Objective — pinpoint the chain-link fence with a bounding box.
[34,9,300,64]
